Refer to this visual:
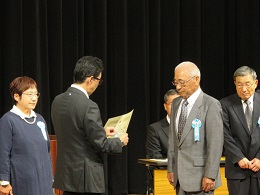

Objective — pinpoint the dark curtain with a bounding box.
[1,0,260,194]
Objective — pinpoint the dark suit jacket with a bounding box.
[146,117,169,159]
[167,91,223,192]
[220,92,260,179]
[51,87,123,193]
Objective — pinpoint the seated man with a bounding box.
[146,89,179,159]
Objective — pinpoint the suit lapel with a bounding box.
[161,118,169,138]
[179,91,203,145]
[232,95,250,134]
[172,97,182,138]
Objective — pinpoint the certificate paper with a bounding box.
[105,109,134,138]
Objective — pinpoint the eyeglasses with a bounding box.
[22,92,40,98]
[93,77,103,85]
[236,82,255,89]
[172,76,195,86]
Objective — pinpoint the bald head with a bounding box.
[173,61,201,99]
[175,61,201,78]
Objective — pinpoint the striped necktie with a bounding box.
[244,99,252,131]
[178,99,188,141]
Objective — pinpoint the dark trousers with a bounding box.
[227,175,260,195]
[64,191,101,195]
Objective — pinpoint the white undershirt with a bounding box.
[176,87,202,132]
[242,95,254,113]
[166,115,170,124]
[71,84,89,98]
[10,105,37,119]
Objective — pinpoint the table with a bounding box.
[138,158,227,195]
[138,159,173,195]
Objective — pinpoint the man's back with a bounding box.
[51,87,122,193]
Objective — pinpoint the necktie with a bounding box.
[244,100,253,131]
[178,99,188,141]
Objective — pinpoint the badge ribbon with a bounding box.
[37,121,47,140]
[192,119,202,142]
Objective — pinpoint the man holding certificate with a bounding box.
[51,56,129,195]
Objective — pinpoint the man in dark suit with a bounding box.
[220,66,260,195]
[51,56,129,195]
[167,61,223,195]
[146,89,179,159]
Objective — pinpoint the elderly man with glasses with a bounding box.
[167,61,224,195]
[220,66,260,195]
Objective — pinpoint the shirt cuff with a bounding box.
[0,181,10,186]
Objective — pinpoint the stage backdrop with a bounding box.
[1,0,260,194]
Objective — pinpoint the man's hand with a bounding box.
[119,133,129,146]
[202,177,215,192]
[249,158,260,172]
[167,172,174,186]
[104,126,116,137]
[0,184,13,195]
[238,157,250,169]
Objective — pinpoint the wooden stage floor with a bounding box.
[129,166,228,195]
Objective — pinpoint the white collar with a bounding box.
[10,105,37,119]
[186,87,202,106]
[71,84,89,98]
[166,115,170,124]
[242,94,254,104]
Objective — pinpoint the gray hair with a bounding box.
[164,89,178,103]
[233,66,257,80]
[175,61,201,77]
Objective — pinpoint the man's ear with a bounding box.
[255,79,258,87]
[85,76,93,85]
[163,103,167,111]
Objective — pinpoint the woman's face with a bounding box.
[14,86,39,115]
